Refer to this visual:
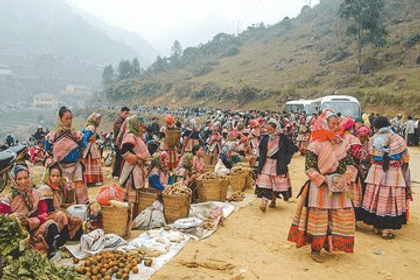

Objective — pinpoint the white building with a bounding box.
[33,93,59,108]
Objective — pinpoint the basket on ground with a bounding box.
[136,188,162,217]
[101,204,132,238]
[165,129,181,147]
[203,154,214,165]
[197,178,229,202]
[229,173,247,192]
[162,193,191,223]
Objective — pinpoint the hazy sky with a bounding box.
[69,0,320,55]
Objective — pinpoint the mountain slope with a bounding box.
[105,0,420,115]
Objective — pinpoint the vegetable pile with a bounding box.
[163,182,191,196]
[75,249,150,280]
[0,215,29,255]
[2,250,87,280]
[198,171,226,180]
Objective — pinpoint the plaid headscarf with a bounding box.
[87,113,102,127]
[127,115,146,135]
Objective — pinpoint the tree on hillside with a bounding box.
[339,0,388,72]
[102,65,115,84]
[118,60,132,80]
[131,58,141,78]
[170,40,182,66]
[149,55,168,73]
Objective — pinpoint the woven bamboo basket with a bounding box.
[229,172,247,192]
[136,188,161,217]
[203,154,213,165]
[197,178,229,202]
[204,164,215,173]
[165,129,181,147]
[162,193,191,223]
[101,204,132,238]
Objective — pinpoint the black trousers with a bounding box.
[112,148,122,177]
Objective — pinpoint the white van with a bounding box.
[311,95,361,120]
[285,100,315,115]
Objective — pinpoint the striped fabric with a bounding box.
[256,158,291,192]
[362,183,407,217]
[288,188,355,253]
[82,156,104,184]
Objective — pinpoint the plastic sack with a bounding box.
[132,200,166,230]
[96,184,124,206]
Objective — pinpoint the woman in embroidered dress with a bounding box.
[287,110,357,263]
[181,118,200,155]
[255,118,298,213]
[248,119,261,157]
[159,114,179,170]
[339,116,364,221]
[0,165,60,257]
[45,107,93,204]
[148,152,173,191]
[359,116,411,239]
[37,163,83,246]
[119,115,150,214]
[81,113,103,186]
[297,116,309,155]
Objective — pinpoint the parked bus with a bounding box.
[312,95,361,120]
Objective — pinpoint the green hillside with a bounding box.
[104,0,420,116]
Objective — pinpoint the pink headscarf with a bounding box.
[355,124,371,137]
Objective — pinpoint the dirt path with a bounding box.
[148,148,420,280]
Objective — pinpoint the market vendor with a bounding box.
[119,115,151,206]
[214,142,242,176]
[148,152,173,191]
[0,164,61,257]
[37,163,83,246]
[45,106,94,204]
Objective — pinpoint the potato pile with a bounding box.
[198,171,226,180]
[163,182,192,196]
[75,249,152,280]
[230,164,252,174]
[227,191,245,202]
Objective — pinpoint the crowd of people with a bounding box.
[0,105,413,264]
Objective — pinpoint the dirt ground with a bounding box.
[27,148,420,280]
[148,148,420,280]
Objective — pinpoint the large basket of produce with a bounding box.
[101,200,132,238]
[229,164,251,192]
[197,172,229,202]
[136,188,162,216]
[165,128,181,147]
[205,164,215,173]
[162,183,192,223]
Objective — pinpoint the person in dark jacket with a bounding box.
[255,118,298,213]
[112,106,130,179]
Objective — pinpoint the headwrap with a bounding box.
[44,163,65,192]
[12,164,29,178]
[250,119,259,128]
[229,130,238,140]
[355,123,371,137]
[310,109,336,142]
[165,114,175,125]
[159,151,169,162]
[267,118,280,129]
[87,113,102,127]
[339,116,355,133]
[127,115,146,135]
